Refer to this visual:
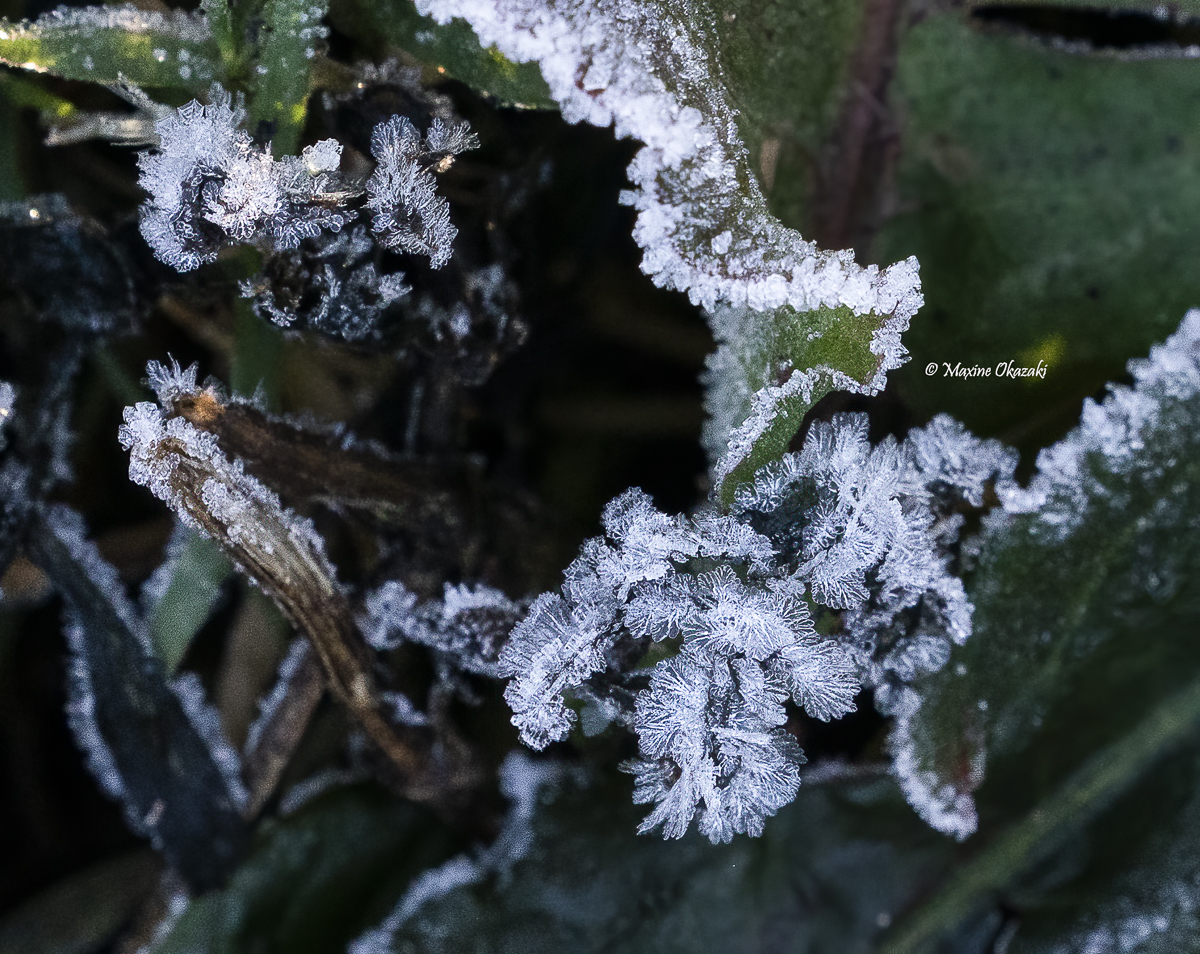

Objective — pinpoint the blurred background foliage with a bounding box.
[2,0,1200,951]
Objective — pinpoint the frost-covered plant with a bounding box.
[137,85,476,275]
[500,412,1016,842]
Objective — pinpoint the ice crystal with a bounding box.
[362,579,521,678]
[365,116,478,267]
[137,88,353,271]
[500,487,859,841]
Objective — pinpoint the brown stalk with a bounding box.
[813,0,907,254]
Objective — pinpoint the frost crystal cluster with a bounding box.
[734,413,1016,838]
[137,87,476,274]
[503,413,1017,841]
[366,115,479,268]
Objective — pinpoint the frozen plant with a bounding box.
[137,87,477,273]
[503,413,1017,842]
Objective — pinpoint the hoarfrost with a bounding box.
[361,579,521,678]
[500,486,860,841]
[365,115,478,267]
[412,0,921,322]
[137,88,355,271]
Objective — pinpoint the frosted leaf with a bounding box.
[171,671,249,810]
[349,752,562,954]
[412,0,920,319]
[31,506,249,889]
[365,115,478,267]
[244,637,314,755]
[414,0,921,488]
[999,308,1200,535]
[886,685,980,840]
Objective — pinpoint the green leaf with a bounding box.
[334,0,555,109]
[887,313,1200,947]
[153,784,459,954]
[875,13,1200,449]
[705,302,895,501]
[249,0,330,153]
[147,528,235,673]
[0,4,220,93]
[384,771,953,954]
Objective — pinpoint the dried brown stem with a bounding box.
[813,0,906,254]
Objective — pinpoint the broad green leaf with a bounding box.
[249,0,330,153]
[875,14,1200,449]
[0,5,220,93]
[153,784,458,954]
[885,313,1200,948]
[412,0,924,492]
[383,771,953,954]
[333,0,555,109]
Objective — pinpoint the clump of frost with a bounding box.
[362,579,523,678]
[500,487,859,842]
[734,412,1016,838]
[138,89,477,274]
[365,116,479,267]
[137,87,352,271]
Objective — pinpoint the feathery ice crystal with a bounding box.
[137,87,476,274]
[503,412,1017,842]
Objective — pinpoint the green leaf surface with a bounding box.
[334,0,555,109]
[875,14,1200,450]
[888,315,1200,948]
[249,0,330,153]
[152,784,459,954]
[147,529,234,673]
[383,771,953,954]
[0,5,220,93]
